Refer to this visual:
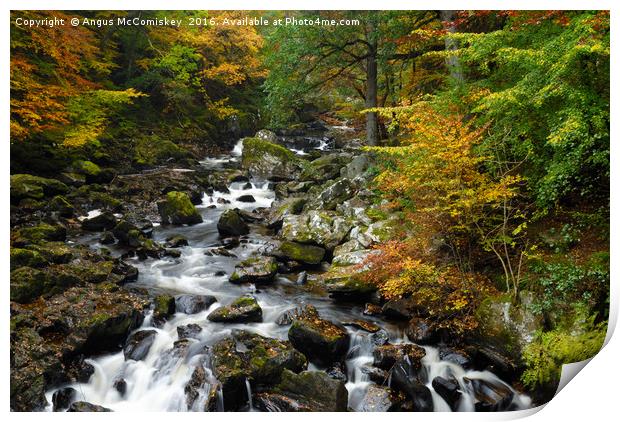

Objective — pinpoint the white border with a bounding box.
[2,1,617,420]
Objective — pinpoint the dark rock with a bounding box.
[406,317,438,344]
[229,256,278,284]
[372,344,425,370]
[464,377,514,412]
[124,330,157,361]
[288,305,350,365]
[360,364,389,384]
[390,361,434,411]
[242,182,253,190]
[165,235,189,248]
[207,296,262,323]
[174,294,217,314]
[177,324,203,340]
[164,249,181,258]
[326,363,348,382]
[52,387,76,411]
[432,376,462,411]
[100,231,115,245]
[217,198,231,204]
[113,378,127,397]
[217,209,249,237]
[48,195,74,217]
[382,297,426,320]
[236,194,256,203]
[370,329,390,346]
[81,211,118,232]
[67,401,112,412]
[359,385,406,412]
[185,361,218,411]
[439,347,472,368]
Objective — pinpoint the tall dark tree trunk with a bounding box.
[365,43,379,146]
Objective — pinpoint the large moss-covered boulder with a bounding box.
[241,138,303,181]
[10,267,51,303]
[276,241,325,265]
[157,191,203,225]
[266,197,307,229]
[207,295,262,323]
[254,369,348,412]
[217,209,249,237]
[288,305,350,365]
[230,256,278,284]
[280,211,352,251]
[10,284,147,411]
[10,174,68,204]
[10,248,46,270]
[210,331,307,410]
[472,291,544,371]
[71,160,115,184]
[322,267,377,301]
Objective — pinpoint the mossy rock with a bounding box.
[324,271,377,302]
[153,294,176,321]
[207,295,262,323]
[81,211,118,232]
[217,209,249,237]
[241,138,303,181]
[72,160,101,177]
[133,136,190,167]
[10,248,46,270]
[277,241,325,265]
[10,267,51,303]
[10,174,68,204]
[28,242,74,264]
[48,195,74,218]
[157,191,203,225]
[229,256,278,284]
[299,153,352,183]
[287,305,350,365]
[13,223,67,245]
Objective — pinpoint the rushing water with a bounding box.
[45,136,531,412]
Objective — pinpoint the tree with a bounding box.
[263,11,440,145]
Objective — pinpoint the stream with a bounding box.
[44,135,532,412]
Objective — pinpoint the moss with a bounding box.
[365,207,389,222]
[73,160,101,177]
[242,137,297,162]
[158,191,203,225]
[10,174,68,203]
[10,248,46,270]
[28,242,73,264]
[48,195,74,217]
[133,136,190,166]
[279,241,325,265]
[10,267,50,303]
[154,294,175,320]
[232,296,258,308]
[14,223,66,244]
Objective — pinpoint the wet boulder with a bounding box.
[390,362,434,411]
[165,235,189,248]
[236,194,256,203]
[406,317,438,345]
[254,369,348,412]
[229,256,278,284]
[432,376,462,411]
[210,332,307,410]
[360,364,389,384]
[288,305,350,365]
[464,377,514,412]
[113,378,127,397]
[280,211,353,251]
[52,387,76,411]
[67,401,112,412]
[153,294,176,321]
[177,324,203,340]
[241,138,303,181]
[324,271,377,302]
[81,211,117,232]
[185,361,218,411]
[359,385,406,412]
[217,209,249,237]
[174,294,217,314]
[207,296,262,323]
[157,191,203,225]
[275,241,325,265]
[372,344,426,371]
[342,319,381,333]
[124,330,157,361]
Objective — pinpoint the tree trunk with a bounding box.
[440,10,464,84]
[365,44,379,146]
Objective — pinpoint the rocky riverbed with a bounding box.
[10,121,536,412]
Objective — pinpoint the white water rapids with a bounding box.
[45,137,532,412]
